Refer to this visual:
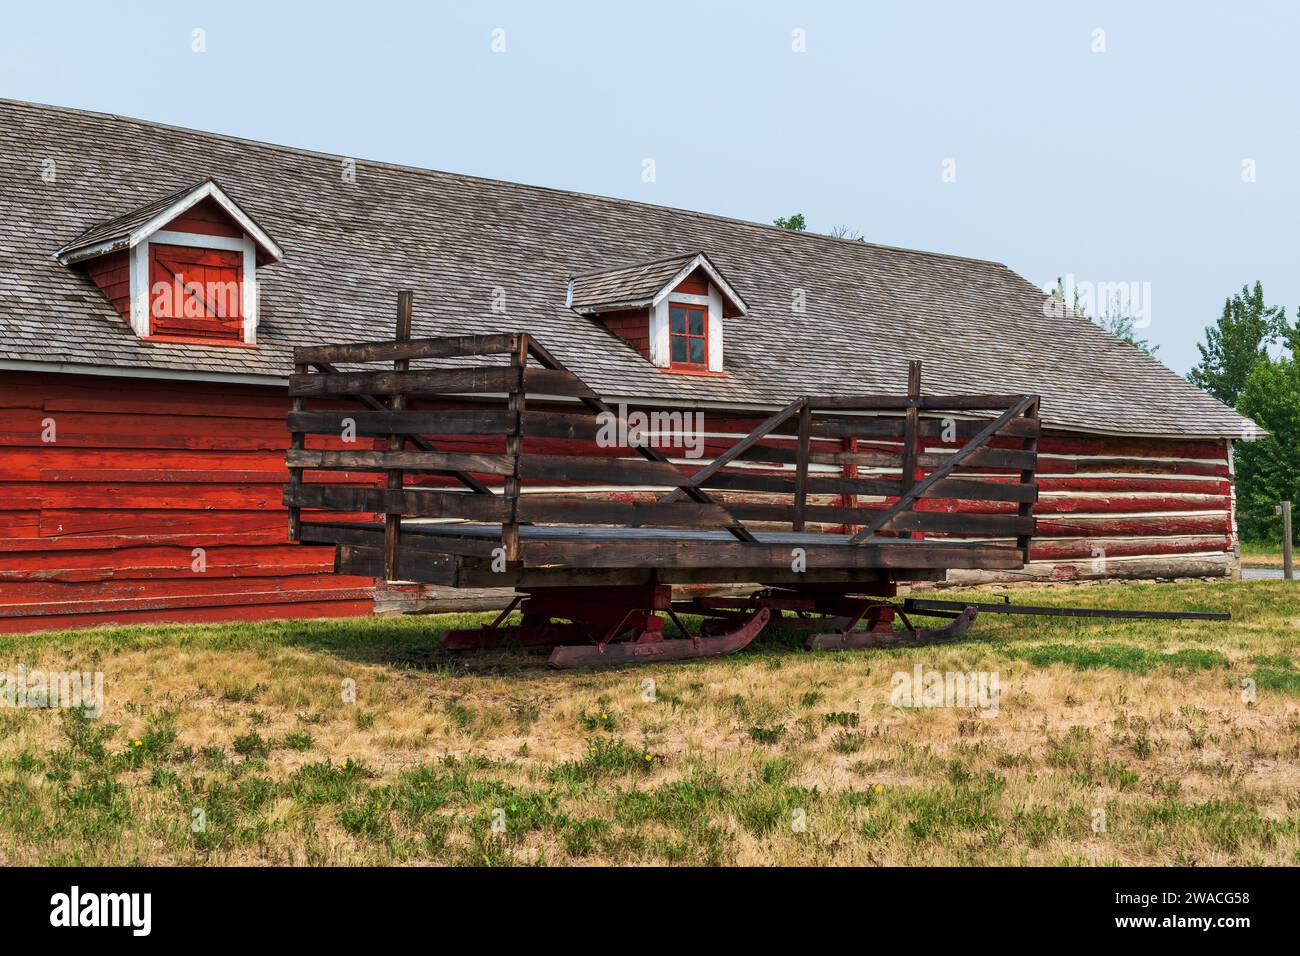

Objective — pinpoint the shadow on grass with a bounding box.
[4,579,1286,679]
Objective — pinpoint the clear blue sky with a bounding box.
[4,0,1297,373]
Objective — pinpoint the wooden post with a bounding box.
[287,362,307,541]
[791,399,812,532]
[1016,397,1040,564]
[841,435,859,536]
[502,333,527,563]
[900,361,922,539]
[383,291,413,581]
[1281,501,1293,580]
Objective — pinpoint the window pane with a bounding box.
[689,337,705,364]
[688,309,705,335]
[671,336,688,362]
[670,307,686,333]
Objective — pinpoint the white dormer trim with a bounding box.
[649,253,747,316]
[56,180,283,266]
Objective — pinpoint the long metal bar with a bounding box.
[902,597,1230,621]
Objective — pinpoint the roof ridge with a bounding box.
[0,96,1010,272]
[569,251,700,279]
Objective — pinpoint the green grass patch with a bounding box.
[1002,643,1229,674]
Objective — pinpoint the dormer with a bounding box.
[55,179,282,346]
[567,252,747,374]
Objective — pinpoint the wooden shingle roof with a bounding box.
[0,97,1254,438]
[568,251,747,316]
[568,254,698,312]
[53,178,283,264]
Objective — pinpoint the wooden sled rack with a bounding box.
[285,293,1046,667]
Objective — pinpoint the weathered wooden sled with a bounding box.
[283,293,1059,666]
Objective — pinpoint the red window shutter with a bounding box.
[148,244,244,342]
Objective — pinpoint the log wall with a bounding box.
[0,372,375,632]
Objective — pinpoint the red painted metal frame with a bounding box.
[438,579,981,669]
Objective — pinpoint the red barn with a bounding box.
[0,98,1255,632]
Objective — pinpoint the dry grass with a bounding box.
[0,580,1296,866]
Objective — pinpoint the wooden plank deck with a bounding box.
[298,519,1022,584]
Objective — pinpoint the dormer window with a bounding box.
[55,179,282,346]
[149,243,244,342]
[669,303,708,369]
[568,251,747,375]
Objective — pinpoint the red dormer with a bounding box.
[55,180,282,346]
[567,252,747,374]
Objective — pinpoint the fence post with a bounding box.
[1016,397,1041,565]
[900,361,922,539]
[792,399,812,532]
[502,333,527,563]
[1280,501,1294,580]
[383,291,413,581]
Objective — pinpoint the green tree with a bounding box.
[1233,356,1300,543]
[1187,281,1286,407]
[772,213,807,231]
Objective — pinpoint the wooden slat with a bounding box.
[288,367,517,398]
[806,394,1027,411]
[522,367,597,398]
[518,453,687,486]
[959,447,1037,471]
[919,417,1041,440]
[286,448,515,476]
[288,408,603,441]
[726,502,874,525]
[285,484,509,521]
[294,333,520,365]
[335,544,460,586]
[520,538,1026,571]
[519,410,605,441]
[297,521,500,558]
[879,512,1035,535]
[808,417,906,439]
[517,495,734,527]
[924,477,1038,503]
[700,472,903,497]
[919,395,1033,410]
[288,409,517,437]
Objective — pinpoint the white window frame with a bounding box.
[649,285,724,372]
[131,230,259,343]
